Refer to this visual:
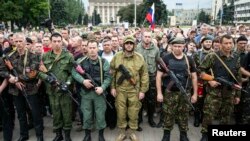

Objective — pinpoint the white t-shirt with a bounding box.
[101,52,114,63]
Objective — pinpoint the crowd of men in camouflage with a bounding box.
[0,23,250,141]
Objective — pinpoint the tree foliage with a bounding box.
[92,9,102,25]
[117,0,168,26]
[0,0,85,30]
[198,10,211,24]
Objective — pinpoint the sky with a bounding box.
[82,0,213,11]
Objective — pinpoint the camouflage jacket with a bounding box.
[136,42,160,75]
[198,51,241,97]
[38,50,74,95]
[0,49,40,95]
[110,51,149,93]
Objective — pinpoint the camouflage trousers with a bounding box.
[49,93,72,131]
[115,90,142,130]
[201,93,234,133]
[162,91,190,132]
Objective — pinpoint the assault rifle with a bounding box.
[2,55,32,109]
[47,72,80,106]
[74,62,113,109]
[117,64,136,87]
[157,59,195,110]
[39,62,79,106]
[200,73,248,94]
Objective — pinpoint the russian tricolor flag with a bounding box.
[146,3,155,30]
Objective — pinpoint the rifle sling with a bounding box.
[213,53,239,84]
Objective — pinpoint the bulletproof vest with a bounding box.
[81,58,104,87]
[167,57,189,90]
[213,53,239,83]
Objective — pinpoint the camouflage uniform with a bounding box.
[192,48,213,127]
[159,53,197,132]
[72,56,111,130]
[135,42,161,127]
[198,51,241,133]
[0,49,43,139]
[38,50,74,131]
[110,51,149,130]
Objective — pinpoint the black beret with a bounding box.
[236,36,248,43]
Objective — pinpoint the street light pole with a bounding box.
[134,0,137,28]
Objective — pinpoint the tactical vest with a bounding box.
[81,58,105,87]
[212,53,239,83]
[167,57,189,90]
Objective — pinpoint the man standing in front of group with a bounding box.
[72,39,111,141]
[156,37,198,141]
[38,32,74,141]
[110,35,149,141]
[135,29,161,128]
[199,35,241,141]
[0,33,44,141]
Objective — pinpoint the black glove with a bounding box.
[59,82,68,93]
[46,75,57,85]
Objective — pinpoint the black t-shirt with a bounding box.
[158,53,197,91]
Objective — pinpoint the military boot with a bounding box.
[161,130,170,141]
[53,129,63,141]
[194,110,200,127]
[64,130,72,141]
[83,129,91,141]
[99,129,105,141]
[200,133,208,141]
[115,128,126,141]
[180,131,189,141]
[128,129,139,141]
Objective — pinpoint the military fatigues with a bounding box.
[72,57,111,130]
[0,49,43,139]
[135,42,161,127]
[192,49,213,126]
[110,51,149,130]
[199,51,241,133]
[159,53,197,132]
[38,50,74,131]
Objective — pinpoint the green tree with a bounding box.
[117,0,168,27]
[83,14,89,25]
[222,1,234,25]
[92,9,101,25]
[198,10,211,24]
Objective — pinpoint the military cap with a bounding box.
[170,37,185,44]
[200,36,213,43]
[123,35,135,44]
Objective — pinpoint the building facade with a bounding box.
[88,0,142,24]
[212,0,233,24]
[234,0,250,25]
[173,8,212,25]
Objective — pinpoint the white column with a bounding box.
[102,3,105,24]
[107,3,110,24]
[112,3,115,22]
